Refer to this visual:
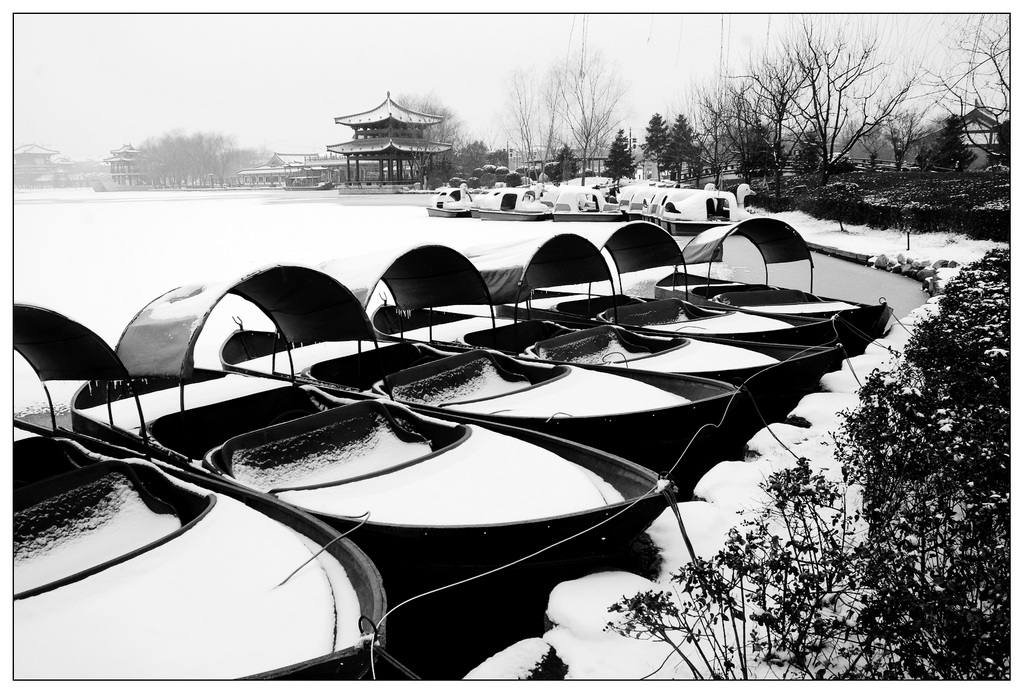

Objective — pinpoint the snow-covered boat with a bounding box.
[459,321,841,426]
[460,223,855,350]
[656,184,755,235]
[203,396,667,578]
[546,186,625,222]
[54,267,667,572]
[425,184,474,218]
[622,185,660,221]
[301,239,750,479]
[476,187,552,221]
[654,217,893,349]
[13,303,386,680]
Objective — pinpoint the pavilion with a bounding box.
[327,92,452,192]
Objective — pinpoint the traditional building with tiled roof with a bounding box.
[102,144,151,187]
[14,144,67,188]
[327,92,453,191]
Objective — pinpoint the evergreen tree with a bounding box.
[795,137,822,174]
[544,144,578,183]
[932,114,977,170]
[604,129,634,182]
[665,114,697,181]
[737,121,773,182]
[642,113,670,180]
[995,120,1010,166]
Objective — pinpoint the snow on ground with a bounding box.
[750,207,1007,268]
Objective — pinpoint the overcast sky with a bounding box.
[12,11,982,160]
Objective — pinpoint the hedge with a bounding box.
[745,171,1009,243]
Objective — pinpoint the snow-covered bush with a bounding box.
[608,250,1009,680]
[835,248,1010,678]
[607,458,867,679]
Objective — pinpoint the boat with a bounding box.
[58,265,668,571]
[56,266,671,678]
[460,224,856,350]
[622,184,662,221]
[657,183,755,235]
[545,186,625,222]
[13,303,386,680]
[467,188,503,218]
[476,187,552,221]
[307,239,753,479]
[425,184,474,218]
[459,321,841,426]
[653,217,893,349]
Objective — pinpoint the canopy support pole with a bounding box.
[178,380,187,442]
[42,382,57,431]
[126,382,151,454]
[105,382,114,428]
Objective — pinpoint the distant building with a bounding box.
[14,144,71,188]
[961,104,1003,168]
[328,92,452,191]
[103,144,151,186]
[236,152,317,187]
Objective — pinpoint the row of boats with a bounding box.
[426,181,756,235]
[14,218,892,679]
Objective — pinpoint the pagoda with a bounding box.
[103,144,150,187]
[328,92,452,191]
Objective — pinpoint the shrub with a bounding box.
[609,250,1010,679]
[505,171,523,187]
[608,458,867,679]
[835,248,1009,679]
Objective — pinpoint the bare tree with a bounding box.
[787,16,914,184]
[690,78,731,189]
[720,77,766,185]
[500,66,539,173]
[742,45,807,195]
[928,14,1009,121]
[560,50,628,185]
[395,92,465,149]
[885,107,929,170]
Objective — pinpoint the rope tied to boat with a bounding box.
[838,344,863,390]
[600,351,630,366]
[364,477,672,672]
[359,616,421,680]
[274,512,370,588]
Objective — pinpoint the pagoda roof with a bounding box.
[15,144,60,155]
[110,144,141,155]
[327,137,453,156]
[334,92,444,127]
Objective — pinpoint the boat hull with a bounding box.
[654,271,893,355]
[302,340,749,487]
[477,209,551,221]
[458,319,844,424]
[425,206,472,218]
[14,427,385,680]
[552,212,626,223]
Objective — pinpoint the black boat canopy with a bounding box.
[681,217,814,267]
[116,265,375,379]
[14,304,130,383]
[320,244,492,310]
[464,233,616,304]
[579,221,683,274]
